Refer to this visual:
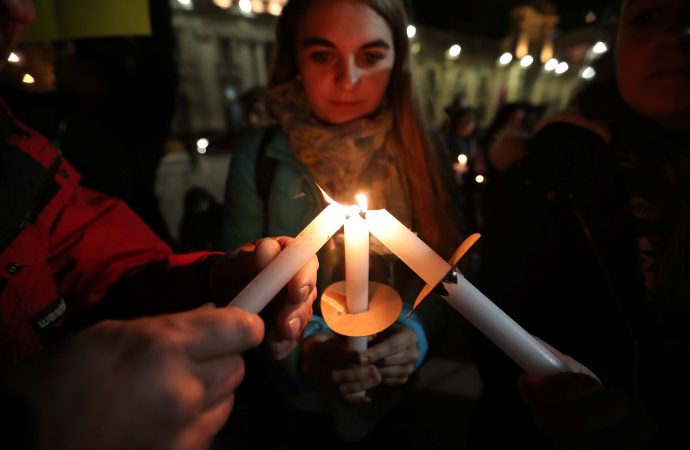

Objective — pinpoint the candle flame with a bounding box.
[355,193,368,213]
[318,185,338,205]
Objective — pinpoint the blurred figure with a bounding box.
[472,0,690,448]
[177,186,223,252]
[481,101,530,173]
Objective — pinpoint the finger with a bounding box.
[192,354,245,409]
[286,254,319,305]
[378,363,415,380]
[379,376,410,386]
[533,336,601,383]
[175,397,234,450]
[518,372,604,406]
[336,371,382,395]
[331,365,380,386]
[373,349,418,367]
[363,329,415,364]
[272,286,316,345]
[253,238,282,269]
[185,308,264,360]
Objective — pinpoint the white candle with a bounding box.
[442,275,568,375]
[345,212,369,314]
[366,209,449,285]
[365,208,567,376]
[344,211,369,360]
[228,203,346,313]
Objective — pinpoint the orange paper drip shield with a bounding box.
[411,233,481,313]
[321,281,402,337]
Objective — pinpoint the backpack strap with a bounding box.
[254,126,278,237]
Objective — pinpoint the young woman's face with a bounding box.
[296,0,395,124]
[616,0,690,130]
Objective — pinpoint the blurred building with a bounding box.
[168,0,613,135]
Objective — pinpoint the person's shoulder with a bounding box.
[534,109,612,144]
[524,110,616,193]
[231,124,285,158]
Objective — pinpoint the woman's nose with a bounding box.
[336,57,361,90]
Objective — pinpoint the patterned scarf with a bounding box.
[265,81,413,229]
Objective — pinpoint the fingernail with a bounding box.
[288,317,301,339]
[300,285,311,301]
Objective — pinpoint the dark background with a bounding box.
[408,0,618,38]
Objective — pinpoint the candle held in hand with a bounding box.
[228,203,346,313]
[345,195,369,358]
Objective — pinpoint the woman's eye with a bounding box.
[310,52,331,63]
[629,9,662,27]
[361,53,384,64]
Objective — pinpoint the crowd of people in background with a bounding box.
[2,0,689,449]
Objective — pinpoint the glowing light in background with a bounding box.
[498,52,513,65]
[22,74,35,84]
[7,52,20,63]
[555,61,569,75]
[238,0,252,13]
[592,41,608,54]
[580,66,596,80]
[196,137,209,154]
[544,58,558,71]
[519,55,533,68]
[407,25,416,39]
[447,44,462,60]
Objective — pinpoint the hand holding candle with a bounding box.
[228,203,346,314]
[345,194,369,355]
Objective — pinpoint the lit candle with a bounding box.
[345,194,369,354]
[228,203,346,313]
[366,209,567,375]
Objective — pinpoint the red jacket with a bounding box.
[0,100,221,367]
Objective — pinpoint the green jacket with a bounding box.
[221,126,323,248]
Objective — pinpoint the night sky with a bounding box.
[408,0,618,38]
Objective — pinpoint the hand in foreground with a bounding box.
[210,237,319,360]
[301,332,381,404]
[518,338,658,449]
[6,307,263,450]
[363,324,419,386]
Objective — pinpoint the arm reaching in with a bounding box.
[2,307,264,450]
[209,237,319,360]
[518,338,659,449]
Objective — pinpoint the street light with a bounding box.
[498,52,513,65]
[519,55,533,68]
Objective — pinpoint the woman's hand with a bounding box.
[364,324,419,385]
[300,332,381,403]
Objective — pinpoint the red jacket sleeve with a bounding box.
[50,183,223,321]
